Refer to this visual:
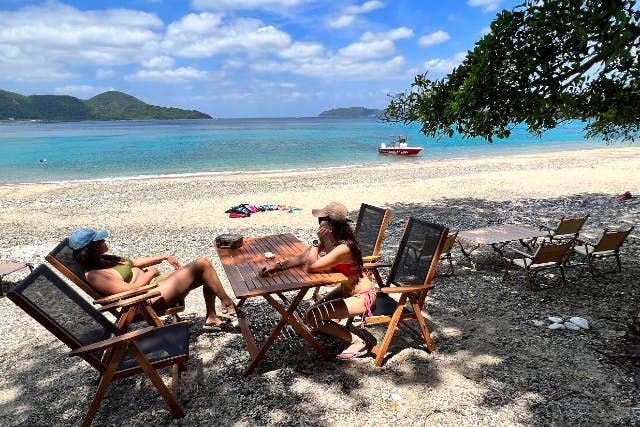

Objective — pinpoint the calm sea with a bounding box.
[0,117,604,184]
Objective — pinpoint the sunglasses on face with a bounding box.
[318,217,330,225]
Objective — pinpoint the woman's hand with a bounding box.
[259,263,279,277]
[165,255,180,269]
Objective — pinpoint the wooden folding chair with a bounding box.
[540,215,589,242]
[503,240,574,290]
[46,238,184,329]
[573,226,634,275]
[7,265,189,426]
[362,217,448,367]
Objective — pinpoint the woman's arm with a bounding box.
[304,243,351,273]
[131,255,180,270]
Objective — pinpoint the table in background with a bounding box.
[457,225,548,269]
[216,233,347,375]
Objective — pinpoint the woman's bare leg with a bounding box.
[153,257,236,324]
[305,294,374,352]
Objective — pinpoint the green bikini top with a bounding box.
[112,258,134,282]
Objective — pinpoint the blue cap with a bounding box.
[68,228,109,250]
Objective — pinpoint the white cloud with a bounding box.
[126,66,210,83]
[163,14,291,58]
[142,56,175,69]
[424,51,467,74]
[328,15,355,29]
[467,0,503,12]
[419,30,450,47]
[0,2,163,81]
[344,1,384,15]
[339,39,395,59]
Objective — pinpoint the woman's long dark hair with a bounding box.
[73,241,121,271]
[327,218,364,275]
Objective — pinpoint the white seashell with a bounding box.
[563,321,581,331]
[568,316,589,329]
[548,316,564,323]
[548,323,566,330]
[532,320,545,327]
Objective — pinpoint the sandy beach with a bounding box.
[1,145,639,426]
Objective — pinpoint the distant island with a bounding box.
[0,90,212,121]
[318,107,383,118]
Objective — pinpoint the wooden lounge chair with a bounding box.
[45,238,184,329]
[7,265,189,426]
[313,203,390,300]
[361,217,448,367]
[502,240,574,290]
[0,262,33,296]
[540,215,589,242]
[573,226,634,275]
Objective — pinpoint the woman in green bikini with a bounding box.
[69,227,239,332]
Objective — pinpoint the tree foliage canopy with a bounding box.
[385,0,640,142]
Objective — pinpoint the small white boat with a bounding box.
[378,135,423,156]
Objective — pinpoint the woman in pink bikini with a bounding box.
[260,202,376,360]
[69,227,240,332]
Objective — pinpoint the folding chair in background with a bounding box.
[539,215,589,243]
[573,226,634,275]
[502,240,574,290]
[0,262,33,296]
[46,238,185,330]
[361,217,448,367]
[7,264,190,426]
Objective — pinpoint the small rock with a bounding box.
[391,393,402,401]
[532,320,545,327]
[568,316,589,329]
[548,323,566,330]
[563,321,581,331]
[548,316,564,323]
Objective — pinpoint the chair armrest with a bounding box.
[379,284,434,294]
[69,325,157,356]
[363,261,392,269]
[97,290,162,312]
[361,255,380,263]
[94,282,158,305]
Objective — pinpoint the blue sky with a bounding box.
[0,0,520,118]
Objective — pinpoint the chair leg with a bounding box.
[129,342,185,418]
[409,296,435,353]
[372,304,405,367]
[83,344,128,427]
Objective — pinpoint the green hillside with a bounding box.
[318,107,383,118]
[0,90,212,121]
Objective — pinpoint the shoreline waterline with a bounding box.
[1,144,624,186]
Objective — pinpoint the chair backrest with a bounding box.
[594,227,634,252]
[554,215,588,237]
[440,230,458,255]
[386,217,448,292]
[532,241,573,264]
[354,203,391,260]
[46,238,104,300]
[7,264,115,371]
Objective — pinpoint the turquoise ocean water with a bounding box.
[0,117,604,184]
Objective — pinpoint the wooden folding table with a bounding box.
[457,224,548,269]
[216,233,347,375]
